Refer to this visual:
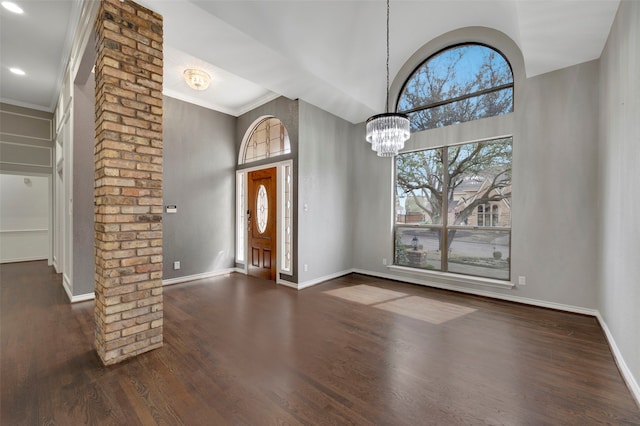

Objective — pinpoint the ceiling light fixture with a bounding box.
[365,0,410,157]
[2,1,24,14]
[9,67,25,76]
[183,68,211,91]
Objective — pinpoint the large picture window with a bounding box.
[397,44,513,132]
[395,137,512,280]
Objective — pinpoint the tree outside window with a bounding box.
[394,43,513,280]
[397,44,513,132]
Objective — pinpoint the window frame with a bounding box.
[396,42,514,132]
[393,136,513,282]
[239,116,291,165]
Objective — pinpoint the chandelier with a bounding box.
[365,0,410,157]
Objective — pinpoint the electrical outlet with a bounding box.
[382,258,387,265]
[173,261,181,270]
[518,276,526,285]
[303,264,308,272]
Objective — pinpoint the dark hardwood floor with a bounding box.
[2,260,639,425]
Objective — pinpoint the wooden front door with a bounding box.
[247,168,277,281]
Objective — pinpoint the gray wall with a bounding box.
[598,0,640,396]
[297,101,354,284]
[0,103,53,175]
[72,73,95,296]
[352,27,600,310]
[511,61,599,308]
[163,96,237,280]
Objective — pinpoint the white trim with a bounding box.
[238,160,293,280]
[0,142,53,168]
[162,268,237,286]
[69,292,94,303]
[64,269,244,303]
[352,268,597,316]
[285,269,354,290]
[162,91,279,119]
[0,98,52,113]
[71,293,94,303]
[0,228,48,233]
[0,111,53,140]
[387,265,514,290]
[279,162,293,274]
[55,102,72,137]
[276,279,298,289]
[235,171,246,265]
[48,174,53,266]
[62,274,73,302]
[234,93,281,117]
[239,158,293,174]
[0,256,47,264]
[238,115,273,166]
[596,312,640,407]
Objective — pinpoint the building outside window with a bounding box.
[394,43,514,281]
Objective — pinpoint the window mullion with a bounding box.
[441,147,449,272]
[398,83,513,115]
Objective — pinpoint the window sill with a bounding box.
[386,265,514,290]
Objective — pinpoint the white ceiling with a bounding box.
[0,0,620,123]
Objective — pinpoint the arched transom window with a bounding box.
[241,117,291,164]
[397,43,513,132]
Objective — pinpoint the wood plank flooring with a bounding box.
[2,260,639,425]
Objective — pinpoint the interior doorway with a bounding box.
[247,167,277,280]
[0,174,50,264]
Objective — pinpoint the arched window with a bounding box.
[492,204,499,226]
[240,117,291,165]
[397,43,513,132]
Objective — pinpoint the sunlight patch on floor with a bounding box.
[323,285,407,305]
[324,285,476,324]
[375,296,476,324]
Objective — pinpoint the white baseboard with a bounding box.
[290,269,354,290]
[596,312,640,407]
[162,268,238,286]
[352,268,597,316]
[62,274,93,303]
[276,279,298,289]
[62,268,241,303]
[70,292,95,303]
[62,274,72,301]
[0,256,47,264]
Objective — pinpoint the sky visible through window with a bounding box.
[397,44,513,131]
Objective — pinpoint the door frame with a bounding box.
[236,159,293,283]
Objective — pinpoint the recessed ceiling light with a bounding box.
[9,68,26,76]
[2,2,24,14]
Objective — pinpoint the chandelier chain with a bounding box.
[364,0,410,157]
[385,0,390,113]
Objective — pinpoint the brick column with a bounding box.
[94,0,163,365]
